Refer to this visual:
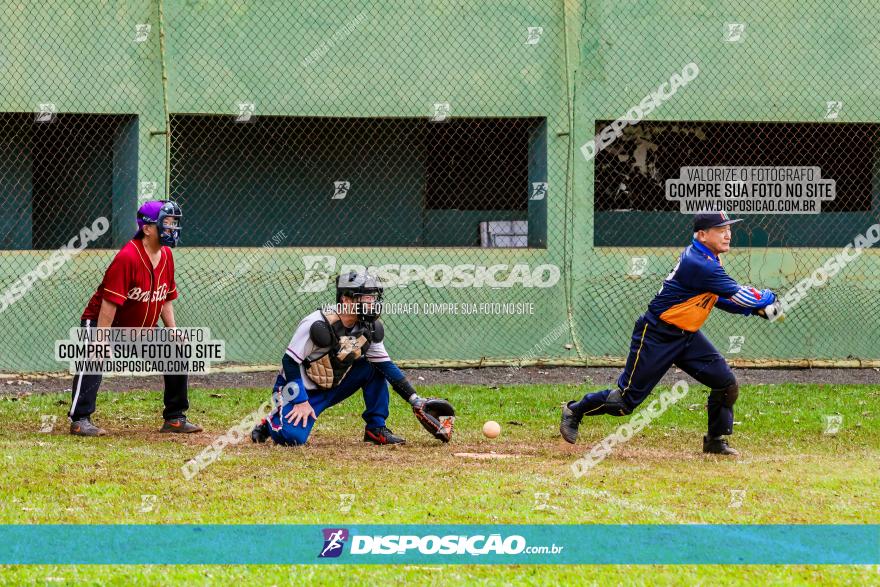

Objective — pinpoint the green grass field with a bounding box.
[1,381,878,585]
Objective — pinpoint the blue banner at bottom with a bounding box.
[0,525,877,565]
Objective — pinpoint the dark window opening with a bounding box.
[0,112,137,250]
[170,115,547,247]
[593,121,879,247]
[425,118,539,211]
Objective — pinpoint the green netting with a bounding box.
[0,1,878,373]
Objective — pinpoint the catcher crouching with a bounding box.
[251,271,455,446]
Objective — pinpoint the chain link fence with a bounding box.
[1,1,879,373]
[575,2,880,366]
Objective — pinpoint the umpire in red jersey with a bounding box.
[68,200,202,437]
[561,212,781,455]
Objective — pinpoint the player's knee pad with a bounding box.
[709,381,739,408]
[605,389,634,416]
[723,381,739,407]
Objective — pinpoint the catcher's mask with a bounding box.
[136,200,182,248]
[336,270,384,322]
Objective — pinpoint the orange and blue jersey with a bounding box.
[647,239,766,332]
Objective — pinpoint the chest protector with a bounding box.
[303,311,377,390]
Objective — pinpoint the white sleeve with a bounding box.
[285,312,319,363]
[366,340,391,362]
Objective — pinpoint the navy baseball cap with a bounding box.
[693,211,742,231]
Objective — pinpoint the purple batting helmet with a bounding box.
[135,200,182,247]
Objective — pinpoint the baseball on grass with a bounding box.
[482,420,501,439]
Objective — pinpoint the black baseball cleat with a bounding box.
[560,401,583,444]
[363,426,405,445]
[160,418,203,434]
[251,419,270,443]
[70,417,107,437]
[703,435,739,456]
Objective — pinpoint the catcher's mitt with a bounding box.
[412,397,455,442]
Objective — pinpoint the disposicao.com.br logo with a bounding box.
[298,256,560,292]
[319,528,349,558]
[318,529,563,558]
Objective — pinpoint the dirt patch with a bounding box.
[2,365,877,396]
[453,452,521,460]
[0,370,277,396]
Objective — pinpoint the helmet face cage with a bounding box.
[155,201,182,247]
[336,271,384,321]
[353,289,383,322]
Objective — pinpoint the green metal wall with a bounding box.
[0,1,878,372]
[572,0,880,363]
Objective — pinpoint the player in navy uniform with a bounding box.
[560,212,781,455]
[251,271,454,446]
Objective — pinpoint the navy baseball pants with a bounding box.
[269,357,390,446]
[571,313,737,436]
[68,319,189,421]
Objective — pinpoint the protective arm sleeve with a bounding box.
[700,263,774,309]
[729,286,776,309]
[717,286,776,314]
[373,360,419,403]
[281,353,309,404]
[714,297,755,315]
